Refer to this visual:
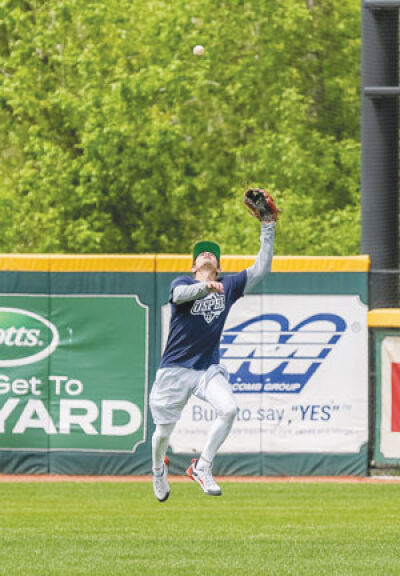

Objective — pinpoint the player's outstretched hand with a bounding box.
[206,281,224,294]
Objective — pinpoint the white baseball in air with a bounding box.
[193,45,205,56]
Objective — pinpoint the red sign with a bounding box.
[391,363,400,432]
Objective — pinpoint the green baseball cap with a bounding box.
[193,240,221,264]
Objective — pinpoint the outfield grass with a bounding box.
[1,481,400,575]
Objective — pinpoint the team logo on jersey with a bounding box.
[220,313,346,393]
[191,293,226,324]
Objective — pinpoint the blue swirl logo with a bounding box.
[220,313,346,393]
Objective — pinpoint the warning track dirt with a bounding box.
[0,474,400,483]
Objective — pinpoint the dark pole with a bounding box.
[361,1,399,307]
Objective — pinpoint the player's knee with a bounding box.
[153,423,175,444]
[154,430,167,444]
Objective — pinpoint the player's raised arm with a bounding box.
[243,188,279,293]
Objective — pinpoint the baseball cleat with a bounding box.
[152,456,170,502]
[186,458,222,496]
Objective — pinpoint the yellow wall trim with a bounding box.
[155,255,258,273]
[0,255,50,272]
[0,254,370,273]
[368,309,400,328]
[156,255,370,273]
[271,255,370,273]
[0,255,156,272]
[156,255,192,272]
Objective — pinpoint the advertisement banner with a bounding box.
[0,294,148,453]
[379,336,400,459]
[163,294,368,455]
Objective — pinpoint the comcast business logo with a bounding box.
[0,308,59,367]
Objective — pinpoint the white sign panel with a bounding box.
[162,294,368,454]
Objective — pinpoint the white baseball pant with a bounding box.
[150,364,236,470]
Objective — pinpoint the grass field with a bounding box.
[1,481,400,575]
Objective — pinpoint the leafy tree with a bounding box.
[0,0,361,255]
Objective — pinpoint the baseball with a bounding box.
[193,45,205,56]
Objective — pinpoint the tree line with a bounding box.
[0,0,361,255]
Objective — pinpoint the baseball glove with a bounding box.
[244,188,280,222]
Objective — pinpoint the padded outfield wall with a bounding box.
[0,254,369,476]
[369,310,400,469]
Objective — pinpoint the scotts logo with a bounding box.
[0,308,59,367]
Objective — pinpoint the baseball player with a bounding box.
[150,189,279,501]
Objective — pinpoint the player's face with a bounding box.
[192,252,220,277]
[195,252,218,268]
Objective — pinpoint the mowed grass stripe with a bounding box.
[0,482,399,576]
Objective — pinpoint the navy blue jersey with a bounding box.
[160,270,247,370]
